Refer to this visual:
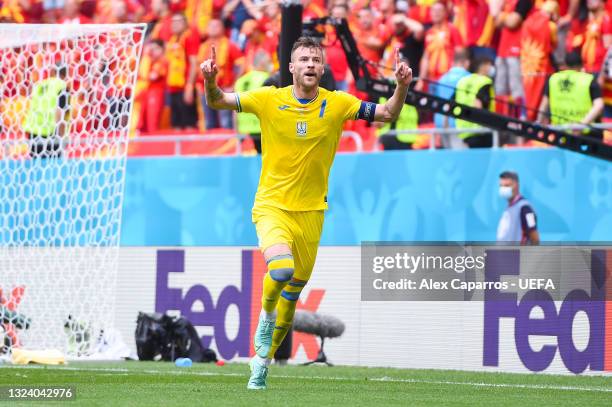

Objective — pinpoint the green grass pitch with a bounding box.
[0,361,610,406]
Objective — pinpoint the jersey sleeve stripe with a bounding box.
[319,99,327,118]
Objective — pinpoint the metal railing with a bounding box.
[376,128,500,151]
[128,130,364,156]
[130,133,248,156]
[2,123,608,158]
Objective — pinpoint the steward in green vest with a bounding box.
[376,96,419,150]
[537,52,604,138]
[235,71,269,153]
[549,71,593,124]
[234,51,271,154]
[22,65,70,158]
[453,57,496,148]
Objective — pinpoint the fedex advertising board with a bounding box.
[112,246,611,375]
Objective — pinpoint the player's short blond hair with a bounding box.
[290,37,325,62]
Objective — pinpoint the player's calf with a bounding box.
[267,277,307,358]
[262,253,295,313]
[255,253,295,358]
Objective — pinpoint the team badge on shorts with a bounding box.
[296,121,307,137]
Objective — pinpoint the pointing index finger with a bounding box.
[211,45,216,62]
[394,47,400,68]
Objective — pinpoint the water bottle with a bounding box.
[175,357,192,367]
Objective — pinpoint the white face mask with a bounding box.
[499,186,513,199]
[488,66,496,78]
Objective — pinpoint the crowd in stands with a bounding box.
[1,0,611,150]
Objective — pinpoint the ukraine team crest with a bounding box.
[296,121,307,137]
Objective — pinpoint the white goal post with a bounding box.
[0,23,146,358]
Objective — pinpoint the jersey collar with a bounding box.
[291,86,319,105]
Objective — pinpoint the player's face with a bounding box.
[289,47,324,90]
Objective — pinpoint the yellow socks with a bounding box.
[267,277,307,358]
[262,254,294,313]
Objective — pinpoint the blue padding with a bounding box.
[269,268,294,282]
[281,290,300,301]
[115,149,605,246]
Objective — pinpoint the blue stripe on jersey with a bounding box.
[319,100,327,118]
[357,101,376,122]
[235,94,242,112]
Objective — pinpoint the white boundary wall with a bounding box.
[81,247,610,375]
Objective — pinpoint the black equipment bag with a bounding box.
[135,312,217,363]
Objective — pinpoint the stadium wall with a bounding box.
[121,149,612,245]
[114,246,612,375]
[112,149,612,374]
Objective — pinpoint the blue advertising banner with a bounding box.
[121,149,611,246]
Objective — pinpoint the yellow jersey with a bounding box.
[237,85,363,211]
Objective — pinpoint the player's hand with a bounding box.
[394,47,412,87]
[200,45,219,82]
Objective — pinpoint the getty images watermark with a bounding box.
[361,243,611,301]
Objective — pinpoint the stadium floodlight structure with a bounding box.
[279,0,303,87]
[0,23,146,357]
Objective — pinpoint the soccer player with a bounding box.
[200,36,412,390]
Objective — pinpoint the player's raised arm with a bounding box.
[201,45,239,110]
[373,48,412,122]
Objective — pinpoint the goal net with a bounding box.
[0,24,146,358]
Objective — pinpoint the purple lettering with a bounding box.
[558,290,605,373]
[181,285,215,349]
[515,290,557,371]
[483,249,607,374]
[155,250,252,360]
[483,250,520,366]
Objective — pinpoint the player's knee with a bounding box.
[280,278,307,301]
[267,254,294,282]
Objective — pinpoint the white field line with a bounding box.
[2,365,611,393]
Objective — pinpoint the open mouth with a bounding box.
[304,72,316,78]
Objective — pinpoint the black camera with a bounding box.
[301,17,328,39]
